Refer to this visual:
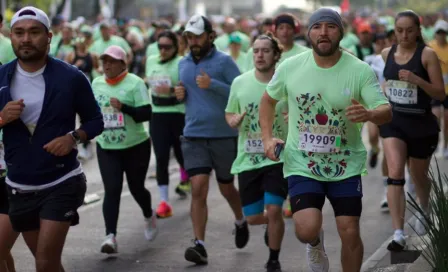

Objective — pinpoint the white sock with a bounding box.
[196,240,205,246]
[394,229,404,240]
[235,218,246,226]
[159,185,169,202]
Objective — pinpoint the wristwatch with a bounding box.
[68,131,82,144]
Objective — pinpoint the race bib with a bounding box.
[385,80,418,104]
[148,76,172,88]
[244,139,264,154]
[298,125,341,153]
[443,74,448,85]
[103,107,125,129]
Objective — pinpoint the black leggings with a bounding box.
[97,139,153,236]
[150,112,185,186]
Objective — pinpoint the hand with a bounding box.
[345,99,371,123]
[74,59,85,68]
[398,69,419,85]
[155,84,171,95]
[0,99,25,125]
[174,81,186,101]
[110,98,122,110]
[196,69,211,89]
[263,137,285,162]
[228,112,246,128]
[43,135,75,157]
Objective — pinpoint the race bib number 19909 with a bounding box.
[299,132,341,153]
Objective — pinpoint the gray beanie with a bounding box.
[307,8,344,36]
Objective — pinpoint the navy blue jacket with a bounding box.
[0,57,104,186]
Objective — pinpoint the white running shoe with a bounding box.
[380,186,389,212]
[100,233,118,254]
[306,229,330,272]
[387,233,406,252]
[414,212,428,236]
[144,212,158,241]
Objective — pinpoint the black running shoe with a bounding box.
[369,150,379,168]
[185,240,208,265]
[387,239,405,252]
[234,221,250,249]
[265,260,282,272]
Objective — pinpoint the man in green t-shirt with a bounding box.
[0,14,16,64]
[260,8,392,272]
[225,33,287,272]
[245,13,309,71]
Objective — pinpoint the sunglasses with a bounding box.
[158,44,174,50]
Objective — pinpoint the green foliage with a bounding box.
[18,0,54,13]
[407,160,448,272]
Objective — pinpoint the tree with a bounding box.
[13,0,54,13]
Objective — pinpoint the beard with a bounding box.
[256,61,276,73]
[13,44,47,62]
[190,41,212,59]
[311,38,340,57]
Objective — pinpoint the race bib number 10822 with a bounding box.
[386,80,418,105]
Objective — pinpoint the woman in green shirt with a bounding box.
[92,46,157,254]
[145,31,189,219]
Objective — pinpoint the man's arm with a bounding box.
[74,72,104,141]
[209,56,241,97]
[368,104,392,125]
[259,92,278,142]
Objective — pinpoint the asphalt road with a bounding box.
[9,136,448,272]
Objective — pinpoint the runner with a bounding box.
[54,23,75,61]
[66,37,99,160]
[0,133,17,272]
[260,8,391,271]
[0,14,16,65]
[364,33,391,211]
[245,13,309,71]
[225,33,287,272]
[92,45,157,254]
[66,37,98,83]
[0,6,104,272]
[175,14,249,265]
[145,30,190,218]
[228,33,247,73]
[380,10,445,251]
[429,19,448,159]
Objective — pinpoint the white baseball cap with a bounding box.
[434,20,448,33]
[11,6,50,30]
[184,15,213,36]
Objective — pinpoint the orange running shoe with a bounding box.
[283,200,292,218]
[156,201,173,218]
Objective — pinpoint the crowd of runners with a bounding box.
[0,3,447,272]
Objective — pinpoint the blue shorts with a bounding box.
[288,175,363,217]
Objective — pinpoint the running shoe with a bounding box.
[414,211,428,236]
[380,186,389,212]
[100,233,118,254]
[175,181,190,198]
[185,239,208,265]
[387,234,406,252]
[283,200,292,218]
[144,212,158,241]
[156,201,173,218]
[234,221,250,249]
[369,149,379,168]
[306,229,329,272]
[265,260,282,272]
